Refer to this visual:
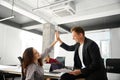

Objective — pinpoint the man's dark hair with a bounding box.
[71,26,85,36]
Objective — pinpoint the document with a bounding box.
[53,68,72,73]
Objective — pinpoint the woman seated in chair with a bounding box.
[21,38,58,80]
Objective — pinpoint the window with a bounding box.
[20,31,42,53]
[86,29,110,59]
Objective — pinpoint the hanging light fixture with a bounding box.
[0,16,14,21]
[0,0,15,22]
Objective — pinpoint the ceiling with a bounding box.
[0,0,120,35]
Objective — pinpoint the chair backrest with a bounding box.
[18,56,23,64]
[55,57,65,66]
[18,56,25,80]
[106,58,120,73]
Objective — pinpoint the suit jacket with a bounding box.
[60,37,108,80]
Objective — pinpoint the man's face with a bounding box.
[72,31,81,42]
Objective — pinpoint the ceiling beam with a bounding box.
[0,0,47,23]
[21,21,42,30]
[0,17,21,28]
[58,24,71,32]
[84,22,120,31]
[0,17,42,35]
[28,29,42,35]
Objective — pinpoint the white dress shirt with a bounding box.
[78,43,85,68]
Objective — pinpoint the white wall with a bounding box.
[0,23,42,65]
[110,28,120,58]
[107,28,120,80]
[0,25,4,60]
[0,23,22,65]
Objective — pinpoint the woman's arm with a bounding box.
[41,32,58,59]
[55,31,63,45]
[50,40,57,47]
[41,42,56,59]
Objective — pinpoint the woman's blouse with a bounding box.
[25,46,53,80]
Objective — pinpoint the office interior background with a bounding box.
[0,0,120,80]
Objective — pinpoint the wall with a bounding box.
[0,23,22,65]
[110,28,120,58]
[0,23,42,65]
[108,28,120,80]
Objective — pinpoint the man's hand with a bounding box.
[69,69,81,76]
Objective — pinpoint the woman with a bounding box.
[22,40,57,80]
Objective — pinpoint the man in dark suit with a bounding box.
[56,26,108,80]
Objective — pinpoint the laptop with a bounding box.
[43,64,51,72]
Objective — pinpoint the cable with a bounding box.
[0,16,14,22]
[11,0,15,16]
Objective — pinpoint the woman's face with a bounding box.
[33,48,40,60]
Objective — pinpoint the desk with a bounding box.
[44,72,65,79]
[0,65,21,75]
[0,65,62,79]
[44,68,72,79]
[0,65,21,80]
[0,65,85,80]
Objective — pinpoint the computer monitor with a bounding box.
[56,57,65,66]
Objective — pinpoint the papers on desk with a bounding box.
[45,71,62,76]
[44,68,72,78]
[53,68,72,73]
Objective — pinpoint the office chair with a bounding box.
[0,71,5,80]
[17,56,26,80]
[106,58,120,73]
[18,56,23,64]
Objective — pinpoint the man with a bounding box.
[56,26,108,80]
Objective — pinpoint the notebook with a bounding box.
[43,64,51,72]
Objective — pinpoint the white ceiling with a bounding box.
[0,0,120,35]
[11,0,120,24]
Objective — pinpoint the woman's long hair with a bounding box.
[21,47,43,77]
